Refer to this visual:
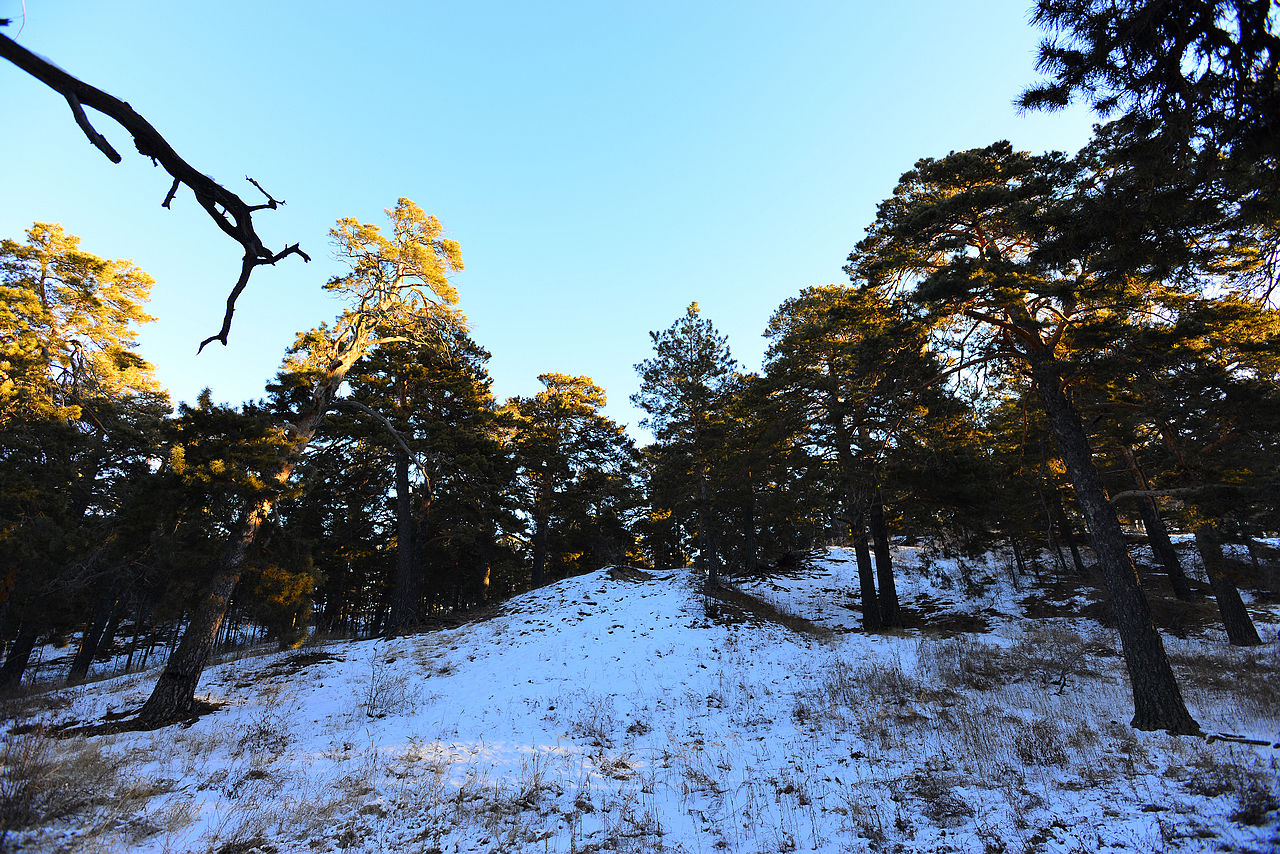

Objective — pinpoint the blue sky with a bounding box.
[1,1,1095,437]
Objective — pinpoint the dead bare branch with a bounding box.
[0,32,310,347]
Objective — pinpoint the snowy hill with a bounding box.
[3,548,1278,853]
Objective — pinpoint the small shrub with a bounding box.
[1232,775,1279,826]
[919,625,1095,693]
[236,693,295,757]
[919,636,1008,690]
[907,769,974,827]
[360,652,417,719]
[1012,719,1069,767]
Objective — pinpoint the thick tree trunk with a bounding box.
[1139,498,1195,599]
[1032,360,1197,734]
[387,448,417,634]
[135,330,370,727]
[1120,445,1195,600]
[136,500,270,726]
[0,622,39,689]
[1194,525,1262,646]
[868,493,901,627]
[850,509,881,631]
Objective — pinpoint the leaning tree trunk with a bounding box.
[136,497,275,725]
[1139,498,1196,600]
[1031,359,1198,734]
[1194,524,1262,647]
[868,490,901,627]
[1120,445,1195,600]
[0,622,39,689]
[136,342,362,727]
[67,588,119,685]
[849,504,881,632]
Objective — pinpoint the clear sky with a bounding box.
[1,0,1096,438]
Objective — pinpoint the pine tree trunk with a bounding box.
[850,508,880,631]
[136,500,270,726]
[387,447,416,634]
[0,622,39,689]
[125,600,146,673]
[1011,538,1034,580]
[134,330,369,727]
[1120,445,1195,600]
[698,472,721,587]
[1032,359,1197,733]
[68,590,118,685]
[1037,485,1069,575]
[531,489,550,589]
[1194,525,1261,646]
[1051,492,1089,577]
[869,493,901,627]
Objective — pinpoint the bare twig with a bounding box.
[63,91,120,162]
[162,177,181,209]
[0,32,309,347]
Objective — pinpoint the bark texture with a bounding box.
[1120,445,1195,600]
[852,513,881,631]
[67,591,118,685]
[0,623,39,689]
[1032,359,1199,734]
[387,447,417,634]
[1195,525,1262,646]
[869,495,901,627]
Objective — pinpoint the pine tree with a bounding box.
[337,321,520,627]
[852,141,1200,733]
[508,374,640,587]
[764,285,943,628]
[633,304,737,585]
[0,223,168,687]
[136,199,462,726]
[1021,0,1279,301]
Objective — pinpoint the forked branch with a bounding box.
[0,30,310,349]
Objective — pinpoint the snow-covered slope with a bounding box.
[5,549,1279,853]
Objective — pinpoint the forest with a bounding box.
[0,1,1278,849]
[1,0,1277,729]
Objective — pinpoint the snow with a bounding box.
[5,547,1279,853]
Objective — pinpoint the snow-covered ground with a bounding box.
[3,547,1278,853]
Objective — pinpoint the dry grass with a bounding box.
[0,725,177,852]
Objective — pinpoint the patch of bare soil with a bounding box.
[899,597,995,636]
[263,650,343,677]
[36,698,227,738]
[607,566,655,583]
[703,584,833,638]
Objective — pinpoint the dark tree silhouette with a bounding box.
[0,29,309,348]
